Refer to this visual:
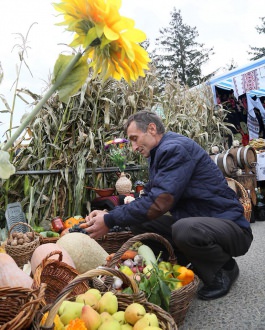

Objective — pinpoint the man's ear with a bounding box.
[147,123,157,135]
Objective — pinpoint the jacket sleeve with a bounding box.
[104,142,198,228]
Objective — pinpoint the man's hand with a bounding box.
[79,210,109,239]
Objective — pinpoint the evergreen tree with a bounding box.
[248,17,265,60]
[151,8,214,87]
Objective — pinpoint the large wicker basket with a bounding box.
[226,177,252,222]
[32,250,89,304]
[108,232,200,327]
[32,267,177,330]
[95,230,134,254]
[5,222,40,268]
[0,284,46,330]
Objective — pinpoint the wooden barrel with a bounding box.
[210,153,236,177]
[228,146,257,173]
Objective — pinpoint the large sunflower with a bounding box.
[53,0,150,83]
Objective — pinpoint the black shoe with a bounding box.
[197,261,239,300]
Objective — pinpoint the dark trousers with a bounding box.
[131,215,253,285]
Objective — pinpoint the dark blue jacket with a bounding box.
[104,132,250,229]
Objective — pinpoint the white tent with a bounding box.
[208,57,265,104]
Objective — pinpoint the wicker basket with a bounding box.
[32,267,177,330]
[32,250,89,304]
[5,222,40,268]
[95,230,134,254]
[226,177,252,222]
[0,284,46,330]
[38,231,134,254]
[108,232,200,327]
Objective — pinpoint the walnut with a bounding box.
[17,238,25,245]
[10,239,18,246]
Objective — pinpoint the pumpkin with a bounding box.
[30,243,76,275]
[63,217,84,229]
[0,253,33,288]
[56,233,109,274]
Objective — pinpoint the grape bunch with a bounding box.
[109,226,131,233]
[69,222,87,235]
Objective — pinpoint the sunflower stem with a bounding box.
[1,51,83,152]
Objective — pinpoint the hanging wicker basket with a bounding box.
[108,232,200,327]
[32,267,177,330]
[226,177,252,222]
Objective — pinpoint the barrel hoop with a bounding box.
[223,152,230,175]
[237,147,243,168]
[243,145,249,167]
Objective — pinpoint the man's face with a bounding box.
[127,121,160,158]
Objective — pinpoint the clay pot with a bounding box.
[115,172,132,195]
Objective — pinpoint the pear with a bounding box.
[81,304,102,330]
[121,324,133,330]
[60,301,84,325]
[100,312,114,323]
[133,313,159,330]
[85,288,102,301]
[98,292,118,315]
[124,303,146,325]
[113,311,126,325]
[98,319,121,330]
[58,300,84,315]
[143,327,162,330]
[76,292,99,310]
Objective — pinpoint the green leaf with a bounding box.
[158,279,171,311]
[149,293,161,306]
[122,287,133,294]
[52,54,89,104]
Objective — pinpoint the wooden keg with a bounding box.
[210,153,236,177]
[228,146,257,173]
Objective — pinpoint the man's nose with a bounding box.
[131,142,138,152]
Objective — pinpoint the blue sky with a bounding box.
[1,0,265,140]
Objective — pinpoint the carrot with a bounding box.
[121,249,138,260]
[106,253,115,262]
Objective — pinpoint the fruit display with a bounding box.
[40,289,165,330]
[107,241,195,312]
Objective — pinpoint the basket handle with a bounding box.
[43,266,140,328]
[7,221,36,239]
[40,250,63,267]
[109,232,178,268]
